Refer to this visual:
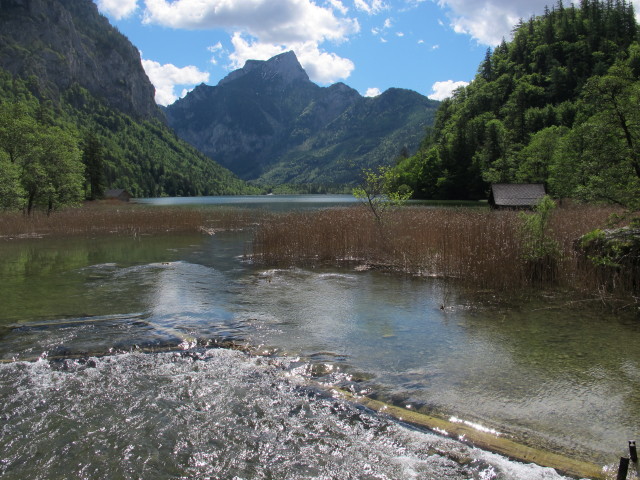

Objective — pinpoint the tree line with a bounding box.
[392,0,640,212]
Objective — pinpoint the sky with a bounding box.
[94,0,640,106]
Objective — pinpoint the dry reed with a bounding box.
[0,201,264,238]
[252,204,629,296]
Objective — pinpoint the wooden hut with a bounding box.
[104,189,132,202]
[489,183,545,209]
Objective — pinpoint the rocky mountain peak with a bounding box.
[218,50,309,87]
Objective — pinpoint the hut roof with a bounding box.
[104,189,132,200]
[490,183,545,208]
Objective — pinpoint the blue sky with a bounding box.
[94,0,636,106]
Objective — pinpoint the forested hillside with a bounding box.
[395,0,640,210]
[0,0,253,212]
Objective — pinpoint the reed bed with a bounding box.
[0,202,264,238]
[252,204,627,295]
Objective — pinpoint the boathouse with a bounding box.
[489,183,545,209]
[104,189,132,202]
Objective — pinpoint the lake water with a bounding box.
[1,196,638,479]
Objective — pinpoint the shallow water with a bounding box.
[0,213,638,478]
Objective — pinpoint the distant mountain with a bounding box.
[164,51,439,185]
[0,0,251,197]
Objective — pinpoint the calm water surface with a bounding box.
[0,196,638,479]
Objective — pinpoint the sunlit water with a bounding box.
[1,197,638,479]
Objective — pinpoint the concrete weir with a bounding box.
[336,389,605,480]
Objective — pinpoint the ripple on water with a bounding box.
[0,349,573,480]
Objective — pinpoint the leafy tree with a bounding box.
[20,125,84,215]
[549,62,640,210]
[0,151,24,210]
[353,165,412,223]
[0,100,84,214]
[519,195,561,282]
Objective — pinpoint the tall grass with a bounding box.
[252,204,628,296]
[0,202,264,238]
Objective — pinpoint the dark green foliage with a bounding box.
[396,0,640,210]
[0,95,84,214]
[82,131,105,200]
[0,70,255,203]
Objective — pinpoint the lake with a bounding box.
[0,195,637,479]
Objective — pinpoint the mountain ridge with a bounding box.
[165,51,439,185]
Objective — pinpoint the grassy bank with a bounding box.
[0,201,265,238]
[252,204,635,299]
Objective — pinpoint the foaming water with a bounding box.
[0,349,570,480]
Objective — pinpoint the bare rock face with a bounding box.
[0,0,161,121]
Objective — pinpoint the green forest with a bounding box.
[393,0,640,211]
[0,69,255,213]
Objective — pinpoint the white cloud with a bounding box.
[365,87,381,97]
[140,0,359,88]
[436,0,557,45]
[141,0,359,44]
[228,33,288,70]
[354,0,387,15]
[440,0,640,44]
[141,59,210,106]
[96,0,138,19]
[328,0,349,15]
[228,33,354,85]
[428,80,469,101]
[295,43,355,84]
[207,42,226,65]
[383,18,392,28]
[396,32,404,37]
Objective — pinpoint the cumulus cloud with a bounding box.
[354,0,387,15]
[444,0,640,44]
[428,80,469,101]
[437,0,560,45]
[96,0,138,19]
[207,42,225,65]
[228,33,354,84]
[228,34,288,70]
[139,0,359,86]
[365,87,381,97]
[141,0,359,44]
[328,0,349,15]
[141,59,210,106]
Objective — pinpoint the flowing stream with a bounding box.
[1,196,638,479]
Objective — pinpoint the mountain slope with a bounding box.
[0,0,252,198]
[394,0,640,206]
[0,0,159,121]
[164,51,439,185]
